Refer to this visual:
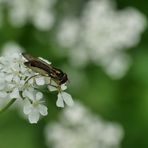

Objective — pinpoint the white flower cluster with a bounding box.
[57,0,147,79]
[45,102,124,148]
[0,0,56,30]
[0,50,73,124]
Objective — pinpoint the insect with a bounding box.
[22,53,68,85]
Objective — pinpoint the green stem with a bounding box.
[0,98,16,114]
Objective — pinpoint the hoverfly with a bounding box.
[22,53,68,85]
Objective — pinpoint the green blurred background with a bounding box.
[0,0,148,148]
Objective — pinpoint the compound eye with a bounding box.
[60,74,68,84]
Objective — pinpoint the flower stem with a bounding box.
[0,98,16,114]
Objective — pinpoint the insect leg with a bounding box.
[47,78,61,91]
[25,74,40,84]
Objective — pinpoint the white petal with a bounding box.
[36,92,43,100]
[20,80,25,86]
[48,85,58,92]
[61,92,74,107]
[23,102,32,115]
[10,88,20,99]
[0,73,5,78]
[20,66,26,73]
[35,77,45,86]
[56,93,64,108]
[28,109,40,124]
[0,82,5,90]
[61,84,67,91]
[44,77,51,84]
[7,84,14,90]
[28,79,34,84]
[50,80,58,86]
[13,76,20,83]
[39,105,48,116]
[0,92,8,98]
[5,75,13,82]
[23,89,34,100]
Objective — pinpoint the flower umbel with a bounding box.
[57,0,147,79]
[0,52,74,124]
[23,90,48,124]
[45,102,124,148]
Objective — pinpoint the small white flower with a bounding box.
[23,91,48,124]
[48,80,74,108]
[57,92,74,108]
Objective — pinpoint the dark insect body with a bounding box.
[22,53,68,85]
